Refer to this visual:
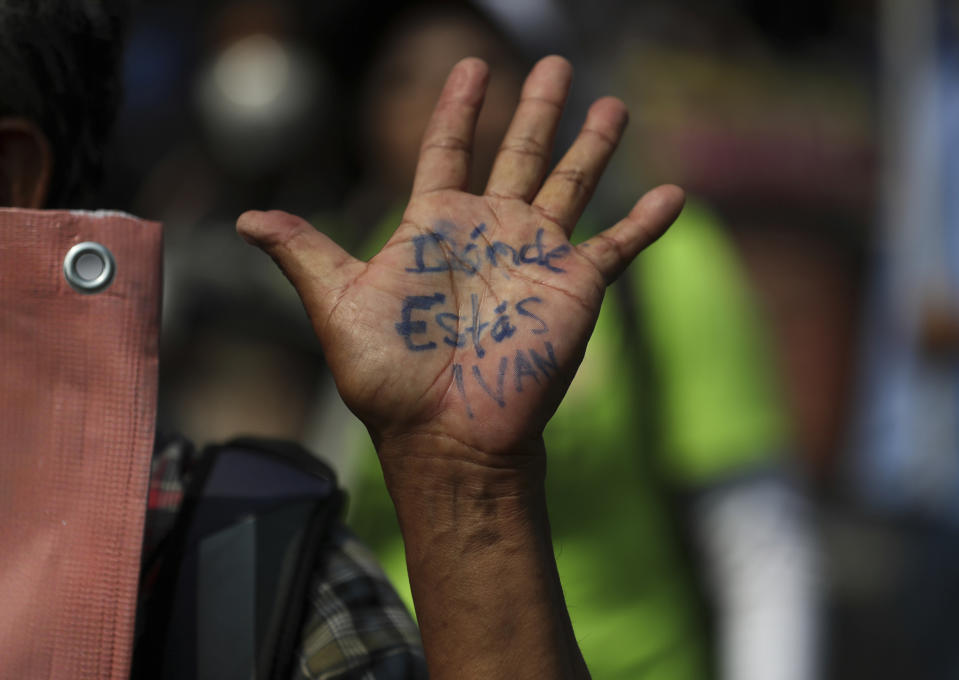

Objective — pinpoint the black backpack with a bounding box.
[132,437,346,680]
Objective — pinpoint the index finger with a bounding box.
[411,57,490,196]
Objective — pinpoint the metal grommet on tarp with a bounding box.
[63,241,116,293]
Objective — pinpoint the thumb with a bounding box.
[236,209,358,325]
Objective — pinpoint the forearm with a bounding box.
[379,435,589,680]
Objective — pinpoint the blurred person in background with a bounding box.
[319,2,823,679]
[101,0,346,455]
[156,0,334,451]
[609,0,876,487]
[605,3,878,678]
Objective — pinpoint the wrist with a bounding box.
[375,430,550,572]
[375,429,548,507]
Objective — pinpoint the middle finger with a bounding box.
[484,55,572,202]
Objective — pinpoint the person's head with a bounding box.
[0,0,128,208]
[358,2,527,197]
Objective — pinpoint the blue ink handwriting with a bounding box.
[395,294,549,358]
[406,223,570,275]
[395,293,445,351]
[452,340,558,418]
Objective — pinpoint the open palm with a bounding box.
[237,56,683,462]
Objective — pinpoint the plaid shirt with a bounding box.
[141,435,427,680]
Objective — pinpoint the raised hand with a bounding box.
[238,55,683,679]
[237,56,682,473]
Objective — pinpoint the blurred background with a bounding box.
[93,0,959,678]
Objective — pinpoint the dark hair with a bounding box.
[0,0,129,206]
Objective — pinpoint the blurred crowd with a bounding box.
[90,0,959,678]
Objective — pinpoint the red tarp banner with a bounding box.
[0,209,162,679]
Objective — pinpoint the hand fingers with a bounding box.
[411,57,489,196]
[577,184,685,284]
[236,209,358,325]
[484,55,572,202]
[532,97,628,236]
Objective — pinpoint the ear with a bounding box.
[0,117,53,208]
